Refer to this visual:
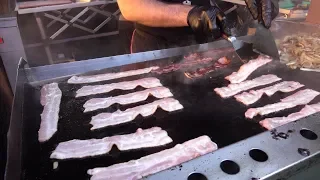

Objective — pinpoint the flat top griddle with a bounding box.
[9,45,320,180]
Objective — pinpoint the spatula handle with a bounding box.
[222,34,236,42]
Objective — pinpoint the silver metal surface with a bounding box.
[23,39,232,82]
[23,1,120,64]
[0,16,26,90]
[253,22,280,60]
[16,0,117,14]
[50,7,89,39]
[44,13,95,34]
[0,27,24,53]
[43,8,120,37]
[47,4,107,27]
[147,114,320,180]
[7,39,320,180]
[221,0,290,15]
[300,68,320,73]
[47,9,71,28]
[24,31,119,49]
[35,13,54,64]
[5,59,30,180]
[1,51,27,90]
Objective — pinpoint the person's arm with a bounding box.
[117,0,193,27]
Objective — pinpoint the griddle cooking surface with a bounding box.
[21,52,320,180]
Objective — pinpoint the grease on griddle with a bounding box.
[169,164,183,171]
[153,57,215,74]
[184,57,231,79]
[153,48,234,74]
[270,129,295,140]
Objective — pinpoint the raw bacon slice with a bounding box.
[50,127,172,159]
[76,77,162,97]
[235,81,304,105]
[83,86,173,112]
[87,136,217,180]
[39,83,62,142]
[68,66,159,84]
[90,98,183,130]
[225,55,272,83]
[245,89,320,119]
[260,102,320,129]
[214,74,281,98]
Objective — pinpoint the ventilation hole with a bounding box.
[187,173,208,180]
[300,129,318,140]
[249,149,268,162]
[220,160,240,175]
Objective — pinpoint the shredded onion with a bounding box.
[279,33,320,69]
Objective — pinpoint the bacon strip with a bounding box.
[260,102,320,130]
[91,98,183,130]
[87,136,217,180]
[68,67,159,84]
[76,77,162,97]
[39,83,62,142]
[235,81,304,105]
[245,89,320,119]
[225,55,272,83]
[50,127,172,159]
[214,74,281,98]
[83,86,173,112]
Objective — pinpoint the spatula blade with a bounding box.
[252,23,280,60]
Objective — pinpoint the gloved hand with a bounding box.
[244,0,279,28]
[187,6,233,41]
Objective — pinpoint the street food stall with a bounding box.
[3,0,320,180]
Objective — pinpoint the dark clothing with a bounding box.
[131,0,213,53]
[135,0,211,39]
[131,0,244,53]
[131,28,198,53]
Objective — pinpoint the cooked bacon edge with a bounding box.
[225,55,272,83]
[260,102,320,129]
[235,81,304,105]
[68,67,159,84]
[39,83,62,142]
[91,98,183,130]
[245,89,320,119]
[87,136,218,180]
[51,127,173,159]
[214,74,281,98]
[76,77,162,97]
[83,86,173,112]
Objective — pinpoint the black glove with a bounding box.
[187,6,233,42]
[244,0,279,28]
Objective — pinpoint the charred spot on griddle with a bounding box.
[298,148,310,157]
[288,129,295,133]
[270,129,293,140]
[170,166,177,171]
[278,132,289,139]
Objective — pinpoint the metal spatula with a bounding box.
[215,6,279,61]
[222,22,280,61]
[222,34,259,60]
